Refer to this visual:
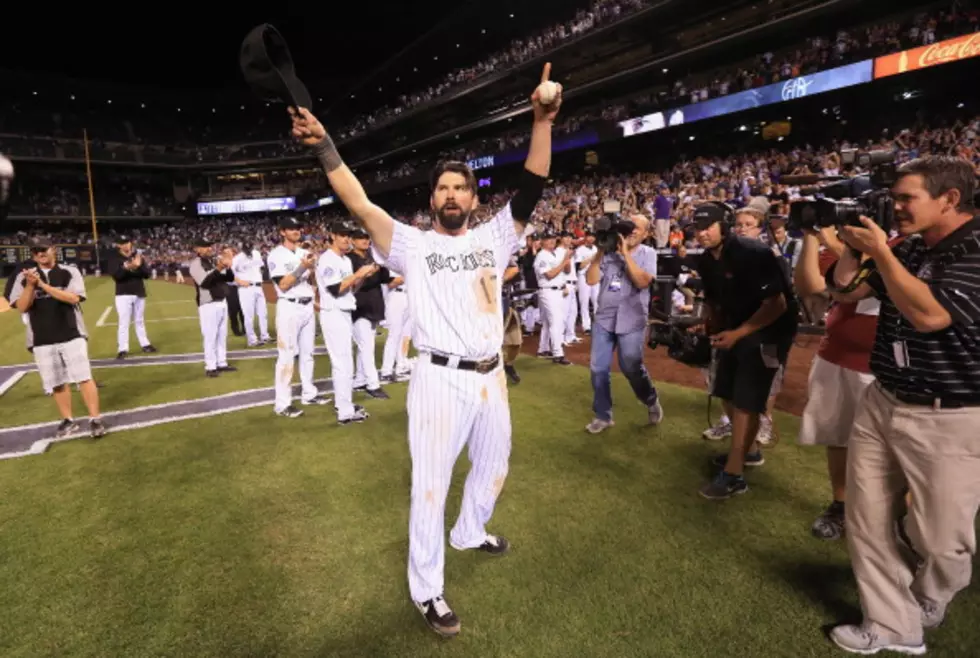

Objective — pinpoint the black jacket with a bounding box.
[107,252,150,297]
[348,250,390,323]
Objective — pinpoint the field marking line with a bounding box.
[0,378,334,460]
[103,316,199,326]
[96,305,114,327]
[0,371,27,397]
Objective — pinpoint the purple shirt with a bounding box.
[653,194,672,220]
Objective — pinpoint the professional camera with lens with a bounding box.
[788,149,897,232]
[647,320,713,369]
[594,200,637,252]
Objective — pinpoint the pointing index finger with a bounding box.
[540,62,552,84]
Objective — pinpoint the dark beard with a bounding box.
[436,207,470,231]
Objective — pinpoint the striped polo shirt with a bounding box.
[865,217,980,406]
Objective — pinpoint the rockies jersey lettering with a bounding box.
[267,245,315,299]
[383,203,520,359]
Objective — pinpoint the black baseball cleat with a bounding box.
[452,534,510,556]
[89,418,108,439]
[276,405,304,418]
[504,365,521,385]
[217,365,237,373]
[302,394,332,406]
[553,357,572,366]
[415,596,460,638]
[536,351,550,358]
[205,370,219,378]
[116,351,128,360]
[141,345,158,353]
[365,387,390,400]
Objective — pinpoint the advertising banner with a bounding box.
[874,32,980,78]
[197,197,296,216]
[618,59,873,138]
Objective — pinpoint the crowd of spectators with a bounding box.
[4,1,973,171]
[4,171,181,218]
[7,109,979,274]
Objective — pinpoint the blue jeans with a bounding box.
[590,323,659,422]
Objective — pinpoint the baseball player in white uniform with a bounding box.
[266,216,330,418]
[188,241,237,377]
[534,230,573,364]
[232,242,271,347]
[315,220,373,424]
[288,62,560,637]
[380,267,413,382]
[559,231,580,344]
[107,236,156,359]
[575,231,599,333]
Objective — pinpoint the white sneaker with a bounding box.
[756,415,773,445]
[585,418,614,434]
[702,421,732,441]
[829,624,925,655]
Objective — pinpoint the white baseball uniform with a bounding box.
[380,270,413,378]
[188,257,230,372]
[316,248,359,420]
[267,244,318,412]
[574,244,599,331]
[534,248,566,358]
[382,203,520,604]
[559,245,578,342]
[115,295,150,353]
[232,249,271,346]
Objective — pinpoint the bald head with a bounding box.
[629,214,650,247]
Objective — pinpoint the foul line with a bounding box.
[96,305,113,327]
[0,378,334,461]
[0,371,27,397]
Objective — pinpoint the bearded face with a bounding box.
[431,171,476,232]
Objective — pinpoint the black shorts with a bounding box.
[710,336,792,414]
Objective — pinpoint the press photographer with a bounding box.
[691,202,798,500]
[583,213,662,434]
[825,155,980,656]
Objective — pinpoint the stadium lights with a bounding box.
[212,108,216,113]
[739,125,747,131]
[958,102,965,108]
[141,103,146,108]
[177,108,181,112]
[107,99,112,104]
[662,68,668,73]
[481,29,486,34]
[32,91,37,95]
[70,95,75,100]
[786,116,791,120]
[688,136,695,141]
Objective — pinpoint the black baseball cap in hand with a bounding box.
[240,24,313,111]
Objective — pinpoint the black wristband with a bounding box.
[311,134,343,173]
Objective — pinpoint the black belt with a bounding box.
[543,286,562,290]
[283,297,313,305]
[392,287,405,292]
[429,353,500,374]
[879,382,980,409]
[246,283,263,287]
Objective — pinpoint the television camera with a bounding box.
[787,149,897,232]
[593,200,637,252]
[647,302,713,369]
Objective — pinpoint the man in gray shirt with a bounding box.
[584,214,663,433]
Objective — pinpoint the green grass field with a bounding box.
[0,280,978,657]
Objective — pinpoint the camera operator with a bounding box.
[692,202,798,500]
[826,156,980,655]
[534,229,573,365]
[794,225,880,542]
[9,242,107,439]
[583,214,662,433]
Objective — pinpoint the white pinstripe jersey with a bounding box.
[267,245,315,299]
[384,203,520,359]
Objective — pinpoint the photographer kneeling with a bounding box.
[826,156,980,655]
[583,214,662,433]
[692,203,798,500]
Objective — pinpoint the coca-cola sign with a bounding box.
[874,31,980,79]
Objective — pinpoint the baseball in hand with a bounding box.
[536,80,559,106]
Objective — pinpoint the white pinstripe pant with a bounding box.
[407,353,512,603]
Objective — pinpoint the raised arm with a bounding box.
[511,63,563,236]
[289,108,395,256]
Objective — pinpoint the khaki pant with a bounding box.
[847,382,980,639]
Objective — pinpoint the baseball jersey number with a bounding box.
[474,268,499,315]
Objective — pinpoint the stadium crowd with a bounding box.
[8,109,980,275]
[1,1,975,169]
